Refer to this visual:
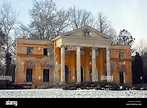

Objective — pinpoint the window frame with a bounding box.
[26,68,33,82]
[43,69,49,82]
[27,47,34,55]
[43,48,50,56]
[119,52,125,59]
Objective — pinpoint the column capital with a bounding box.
[92,47,97,49]
[60,45,66,48]
[106,47,110,50]
[76,45,81,48]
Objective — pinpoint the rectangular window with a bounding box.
[80,50,85,55]
[43,69,49,82]
[65,50,70,55]
[44,48,50,56]
[26,68,33,82]
[119,52,125,59]
[27,47,34,54]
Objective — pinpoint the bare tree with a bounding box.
[112,29,135,54]
[142,51,147,83]
[0,2,18,62]
[0,2,18,51]
[69,6,94,29]
[0,27,5,46]
[0,2,18,80]
[113,29,135,46]
[135,40,147,83]
[0,27,6,75]
[95,12,117,38]
[22,0,71,40]
[133,39,147,56]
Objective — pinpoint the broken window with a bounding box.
[27,47,34,54]
[26,68,33,82]
[43,69,49,82]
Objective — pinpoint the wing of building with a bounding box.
[15,26,132,88]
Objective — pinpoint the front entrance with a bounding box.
[65,65,69,83]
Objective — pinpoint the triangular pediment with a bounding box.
[61,25,110,39]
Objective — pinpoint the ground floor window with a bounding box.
[81,67,84,82]
[26,68,33,82]
[43,69,49,82]
[120,71,124,84]
[65,65,69,84]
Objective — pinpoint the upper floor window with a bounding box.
[27,47,34,55]
[65,50,70,55]
[81,51,85,55]
[119,52,125,59]
[44,48,50,56]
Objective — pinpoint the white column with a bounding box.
[92,47,97,82]
[106,47,111,82]
[61,46,65,84]
[76,46,81,83]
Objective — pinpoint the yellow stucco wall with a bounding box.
[15,39,55,88]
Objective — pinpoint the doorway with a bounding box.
[81,67,84,82]
[65,65,69,83]
[120,71,124,84]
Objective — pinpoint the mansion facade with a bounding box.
[15,26,132,88]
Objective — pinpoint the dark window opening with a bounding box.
[81,67,84,82]
[27,47,34,54]
[43,69,49,82]
[26,68,33,82]
[120,71,124,84]
[119,52,125,59]
[44,48,50,55]
[65,65,69,84]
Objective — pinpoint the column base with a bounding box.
[59,82,66,85]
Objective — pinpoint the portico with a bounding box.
[54,26,112,84]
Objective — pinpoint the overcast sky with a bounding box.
[1,0,147,47]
